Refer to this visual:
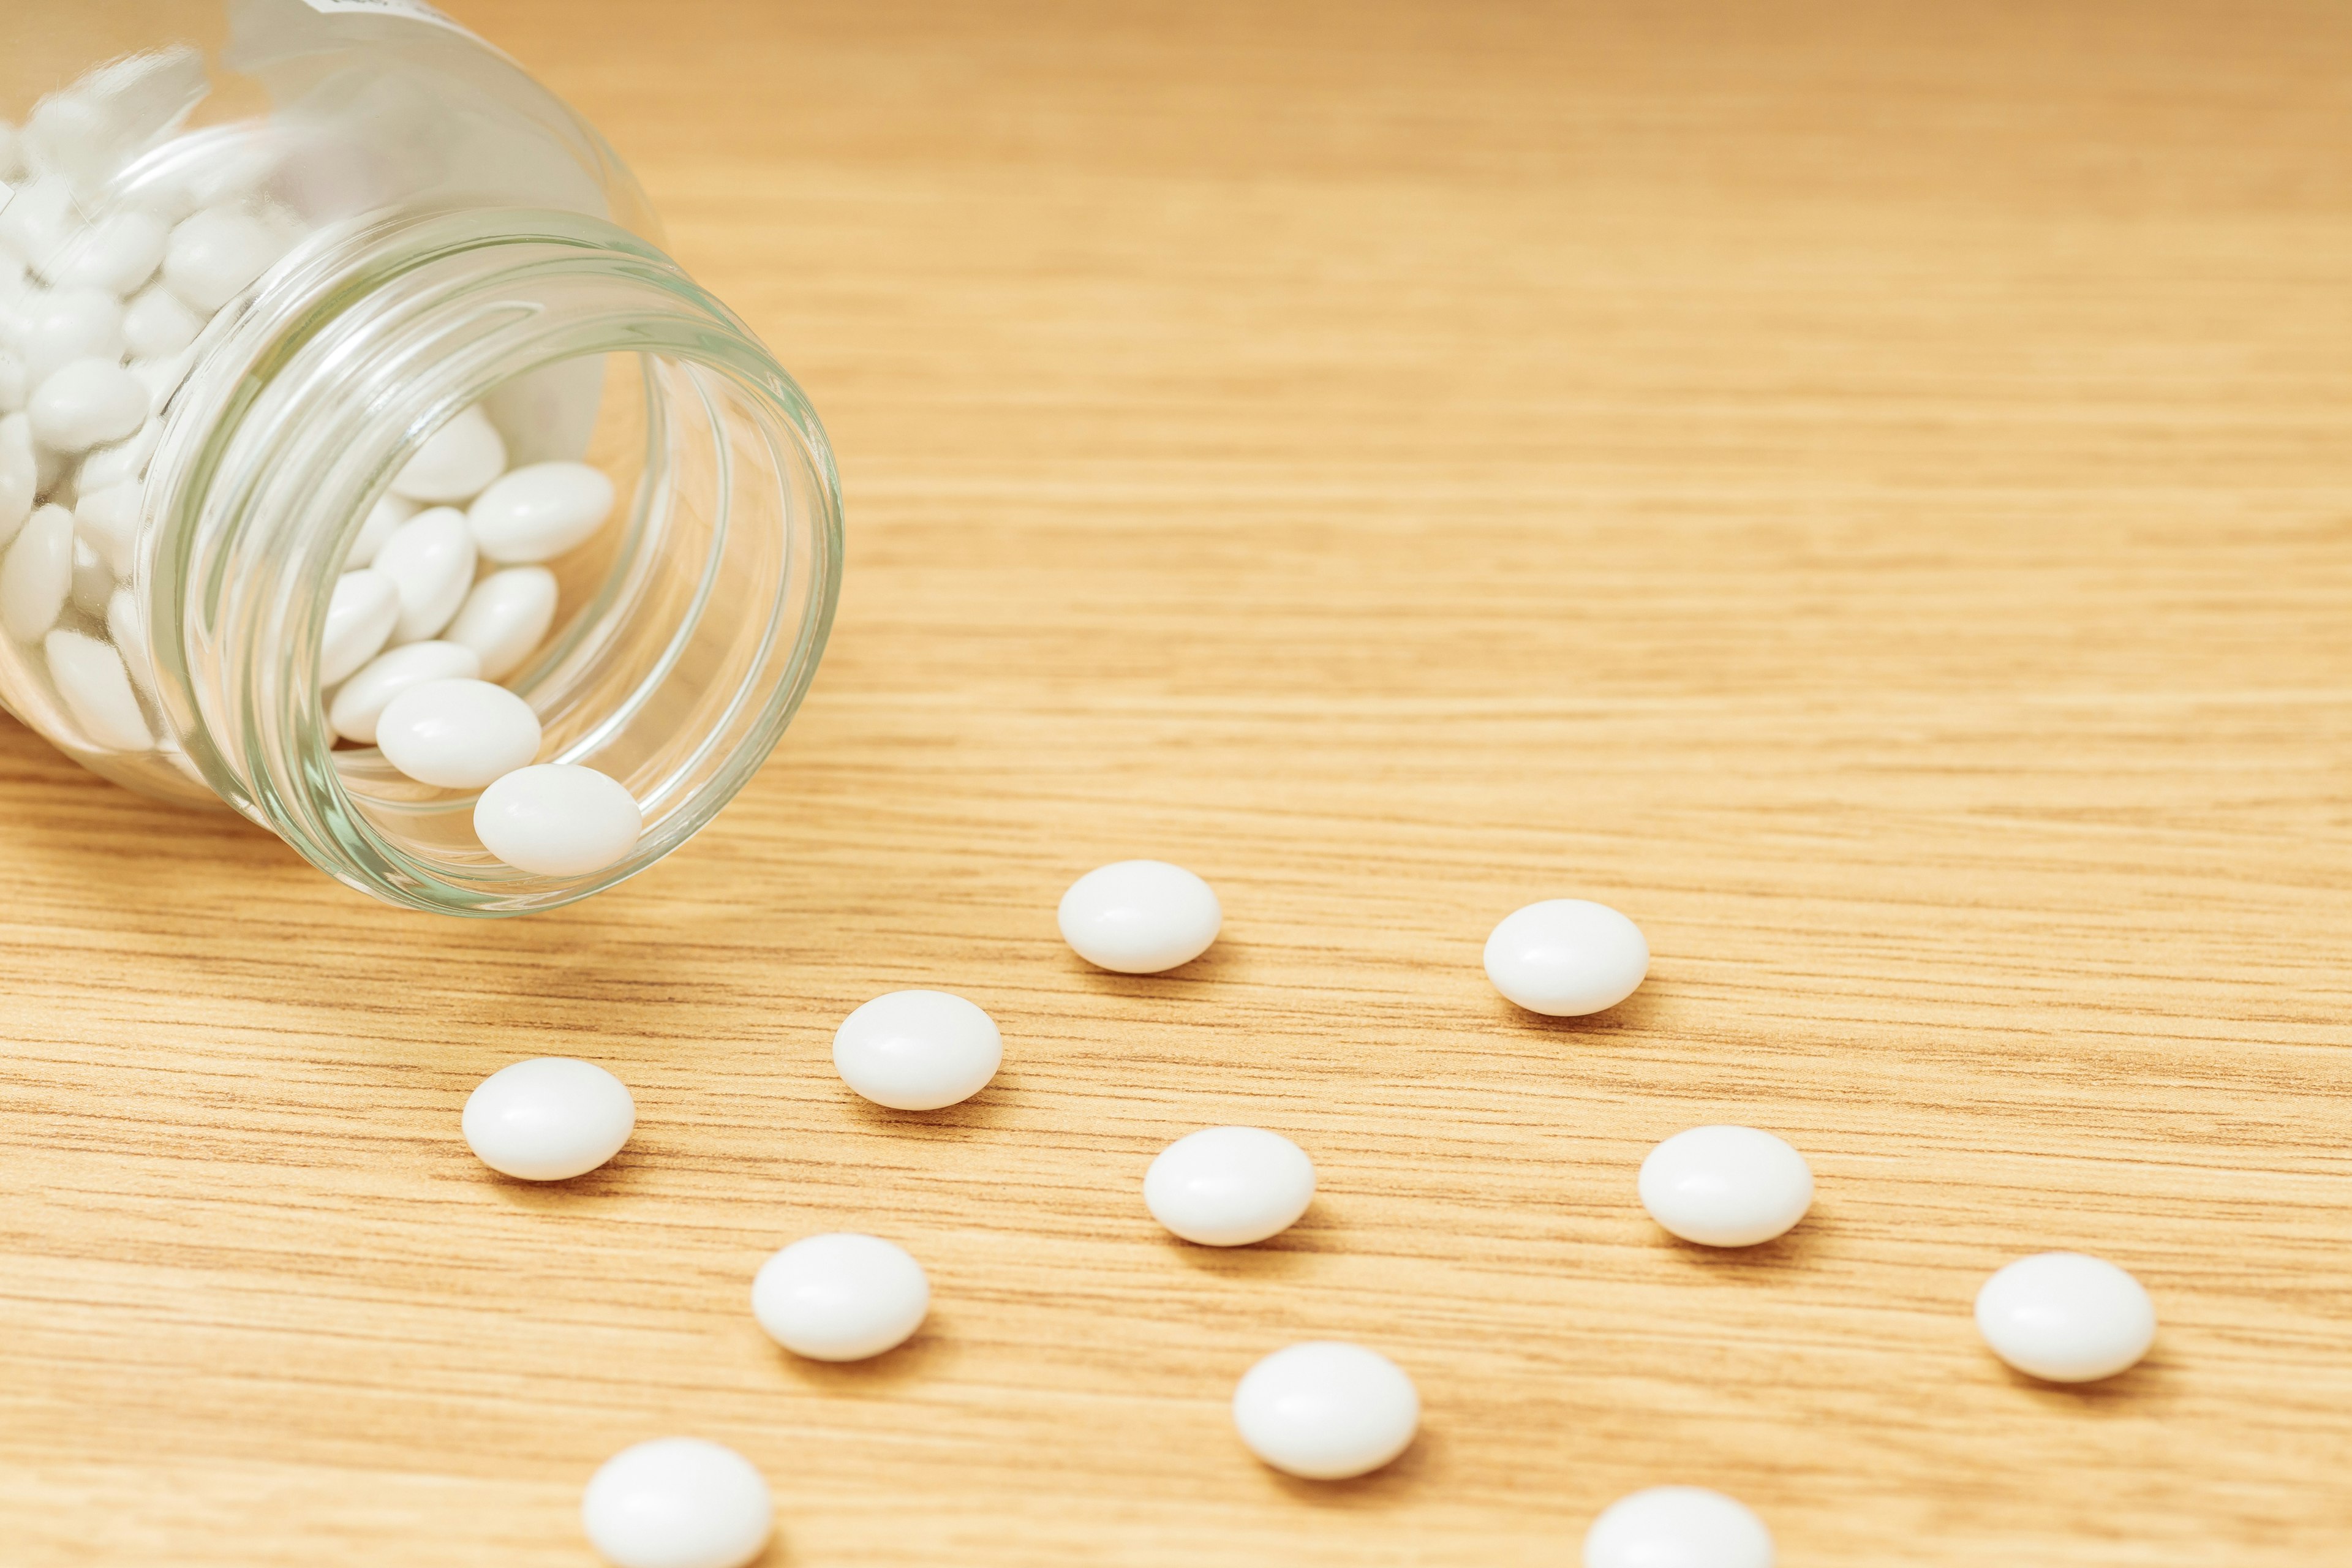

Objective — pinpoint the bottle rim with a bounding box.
[143,206,843,914]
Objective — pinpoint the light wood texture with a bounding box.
[6,1,2351,1562]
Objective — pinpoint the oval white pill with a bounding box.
[1232,1341,1419,1480]
[462,1057,635,1181]
[1057,859,1222,973]
[0,418,34,545]
[475,764,643,876]
[28,357,148,453]
[1483,898,1649,1016]
[831,990,1003,1111]
[1145,1126,1316,1246]
[581,1437,772,1568]
[60,210,168,296]
[18,287,125,382]
[164,207,283,312]
[45,629,150,751]
[376,676,541,788]
[1638,1126,1814,1248]
[1974,1252,2155,1384]
[347,493,413,570]
[1,503,74,643]
[1584,1487,1776,1568]
[328,639,481,744]
[391,404,507,503]
[447,564,558,680]
[469,460,617,564]
[75,481,142,577]
[122,283,204,360]
[372,505,477,643]
[751,1233,930,1362]
[319,567,399,685]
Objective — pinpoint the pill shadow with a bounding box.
[769,1324,955,1395]
[1164,1231,1327,1284]
[1063,940,1238,996]
[1492,985,1663,1039]
[475,1155,649,1209]
[1657,1218,1828,1275]
[835,1090,1020,1137]
[1997,1352,2171,1410]
[1259,1423,1437,1509]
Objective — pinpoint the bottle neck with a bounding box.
[143,208,842,914]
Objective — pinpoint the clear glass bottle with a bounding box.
[0,0,843,913]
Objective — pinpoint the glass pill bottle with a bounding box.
[0,0,843,914]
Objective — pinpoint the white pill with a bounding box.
[75,481,141,576]
[462,1057,636,1181]
[1,502,74,643]
[581,1438,772,1568]
[132,346,198,409]
[0,178,81,276]
[469,461,617,564]
[1483,898,1649,1016]
[58,210,168,295]
[750,1233,930,1362]
[1974,1252,2156,1383]
[328,639,481,744]
[44,628,149,751]
[0,416,35,546]
[121,283,204,358]
[1145,1126,1316,1246]
[376,677,542,789]
[29,357,148,453]
[346,492,413,570]
[474,764,643,877]
[1232,1342,1419,1480]
[447,564,558,680]
[78,417,160,490]
[0,351,23,416]
[831,990,1003,1110]
[69,535,112,618]
[163,207,283,312]
[390,404,507,503]
[107,587,156,698]
[319,567,399,685]
[1638,1126,1814,1248]
[1057,859,1223,973]
[372,504,477,642]
[18,287,126,382]
[1583,1487,1776,1568]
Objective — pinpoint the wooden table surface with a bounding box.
[7,1,2351,1562]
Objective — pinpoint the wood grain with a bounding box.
[6,1,2351,1562]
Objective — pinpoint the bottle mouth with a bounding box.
[146,208,842,914]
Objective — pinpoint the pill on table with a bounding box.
[122,282,204,359]
[345,492,413,570]
[328,639,481,744]
[163,206,283,312]
[20,288,126,383]
[44,628,149,751]
[390,404,506,503]
[1583,1487,1775,1568]
[371,505,477,643]
[1483,898,1649,1016]
[1057,859,1222,973]
[1232,1341,1419,1480]
[75,481,141,576]
[447,564,558,680]
[751,1233,930,1362]
[28,356,148,453]
[1638,1126,1814,1248]
[831,989,1003,1110]
[1,503,74,643]
[319,567,398,685]
[462,1057,635,1181]
[1145,1126,1316,1246]
[581,1437,772,1568]
[1974,1251,2155,1383]
[474,763,642,876]
[376,676,541,788]
[469,460,617,563]
[58,210,168,295]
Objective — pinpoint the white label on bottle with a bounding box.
[298,0,478,37]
